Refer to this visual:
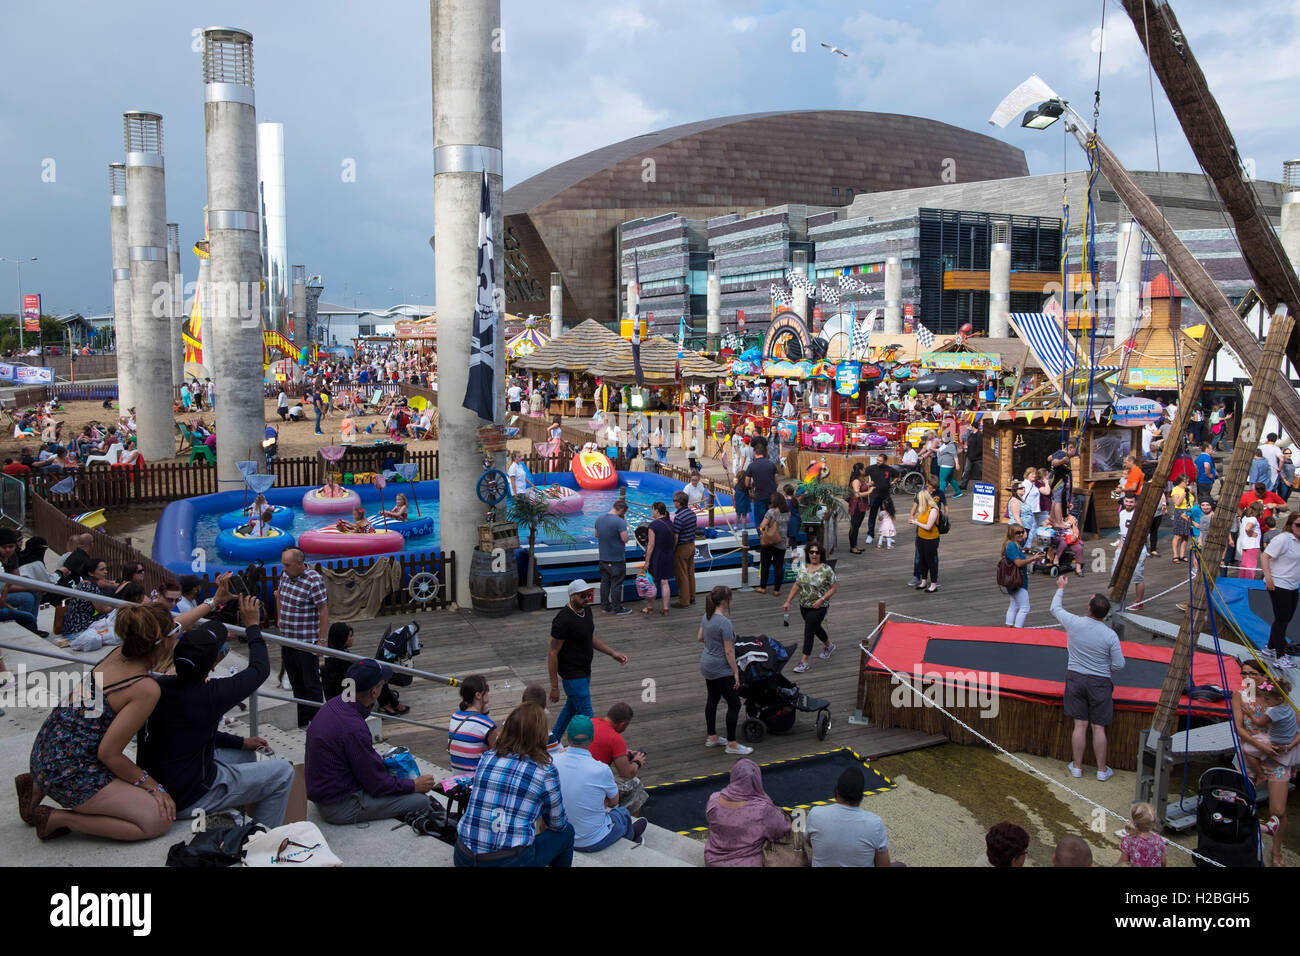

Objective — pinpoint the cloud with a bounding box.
[731,16,758,33]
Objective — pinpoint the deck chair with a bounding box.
[175,420,193,456]
[85,443,124,467]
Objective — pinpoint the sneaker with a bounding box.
[1262,814,1282,835]
[631,817,649,845]
[953,493,965,498]
[615,608,633,615]
[1262,647,1278,659]
[888,542,895,549]
[927,583,940,593]
[280,674,292,690]
[793,661,810,673]
[1278,656,1296,669]
[864,535,873,545]
[819,641,837,660]
[1129,603,1144,610]
[1097,767,1114,782]
[1176,603,1188,612]
[907,576,921,588]
[705,736,728,748]
[724,743,754,755]
[1067,762,1083,778]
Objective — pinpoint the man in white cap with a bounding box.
[548,579,628,741]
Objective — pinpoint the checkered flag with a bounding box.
[722,330,739,351]
[840,275,860,295]
[850,317,870,357]
[770,282,792,308]
[914,321,935,350]
[785,271,813,295]
[820,282,841,306]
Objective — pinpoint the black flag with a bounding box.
[463,171,497,422]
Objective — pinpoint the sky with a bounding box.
[0,0,1295,318]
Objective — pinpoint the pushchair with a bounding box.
[1193,767,1261,868]
[732,635,831,743]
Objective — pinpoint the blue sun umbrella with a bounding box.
[394,462,422,515]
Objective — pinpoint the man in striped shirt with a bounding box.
[672,491,699,608]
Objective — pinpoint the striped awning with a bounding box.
[1009,313,1119,379]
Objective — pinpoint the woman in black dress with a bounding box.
[641,501,676,616]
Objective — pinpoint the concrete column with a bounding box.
[108,163,134,411]
[883,256,903,334]
[197,255,211,368]
[167,223,184,387]
[432,0,503,605]
[988,220,1011,338]
[291,264,306,349]
[123,112,173,460]
[706,265,721,351]
[1281,161,1300,273]
[549,271,563,338]
[257,123,289,335]
[1115,218,1143,344]
[203,28,264,490]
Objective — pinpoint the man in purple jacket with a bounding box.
[306,659,436,824]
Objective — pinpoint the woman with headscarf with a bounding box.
[704,759,791,866]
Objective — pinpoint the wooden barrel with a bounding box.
[469,548,518,617]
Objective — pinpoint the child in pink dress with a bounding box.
[1117,802,1165,867]
[875,498,897,550]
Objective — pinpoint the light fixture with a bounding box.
[1020,99,1064,130]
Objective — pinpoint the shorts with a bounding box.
[1132,547,1147,584]
[1064,671,1115,725]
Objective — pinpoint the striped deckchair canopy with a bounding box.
[1008,313,1119,380]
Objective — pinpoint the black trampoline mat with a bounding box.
[922,638,1170,690]
[1246,590,1300,640]
[642,748,893,834]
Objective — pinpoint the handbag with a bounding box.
[166,821,266,868]
[242,821,343,867]
[996,555,1023,591]
[635,570,657,599]
[760,516,782,547]
[763,829,809,867]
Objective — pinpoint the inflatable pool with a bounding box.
[572,450,617,490]
[298,526,405,558]
[216,526,296,562]
[524,485,584,514]
[368,513,436,538]
[218,504,294,530]
[302,487,362,514]
[691,503,739,526]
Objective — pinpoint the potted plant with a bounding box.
[507,492,575,610]
[797,481,850,560]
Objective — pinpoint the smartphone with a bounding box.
[229,574,250,597]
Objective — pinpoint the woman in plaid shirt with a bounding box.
[453,704,574,867]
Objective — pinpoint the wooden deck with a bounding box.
[282,490,1204,785]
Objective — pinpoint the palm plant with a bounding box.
[506,493,575,587]
[798,480,850,556]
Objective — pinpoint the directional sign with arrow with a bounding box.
[972,482,996,525]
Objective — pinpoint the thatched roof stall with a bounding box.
[515,319,624,372]
[588,336,728,383]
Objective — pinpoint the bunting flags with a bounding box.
[819,281,841,306]
[462,171,497,422]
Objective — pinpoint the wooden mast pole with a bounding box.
[1151,309,1292,735]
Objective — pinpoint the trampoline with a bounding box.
[1209,577,1300,653]
[643,748,893,835]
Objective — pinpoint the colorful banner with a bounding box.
[920,351,1001,372]
[22,294,40,333]
[557,372,570,400]
[0,364,52,384]
[834,360,862,397]
[1125,367,1179,390]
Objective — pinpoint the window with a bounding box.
[832,188,840,199]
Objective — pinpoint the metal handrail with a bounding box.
[0,571,461,737]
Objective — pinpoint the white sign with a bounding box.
[972,481,996,524]
[557,373,570,400]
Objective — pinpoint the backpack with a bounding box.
[937,511,951,535]
[996,555,1022,592]
[166,821,266,868]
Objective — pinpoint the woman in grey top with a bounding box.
[698,586,752,755]
[937,436,963,498]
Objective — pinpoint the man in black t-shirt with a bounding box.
[865,455,893,541]
[548,579,628,741]
[745,437,779,529]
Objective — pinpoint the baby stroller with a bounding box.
[732,635,831,743]
[1193,767,1261,868]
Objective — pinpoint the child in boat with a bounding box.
[336,506,375,534]
[1117,802,1165,867]
[245,493,269,516]
[319,473,347,498]
[380,493,409,521]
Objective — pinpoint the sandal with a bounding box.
[380,704,411,716]
[641,608,653,616]
[15,772,42,826]
[660,609,670,616]
[850,549,864,554]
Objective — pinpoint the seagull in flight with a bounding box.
[820,42,849,56]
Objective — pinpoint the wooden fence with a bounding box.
[29,493,174,595]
